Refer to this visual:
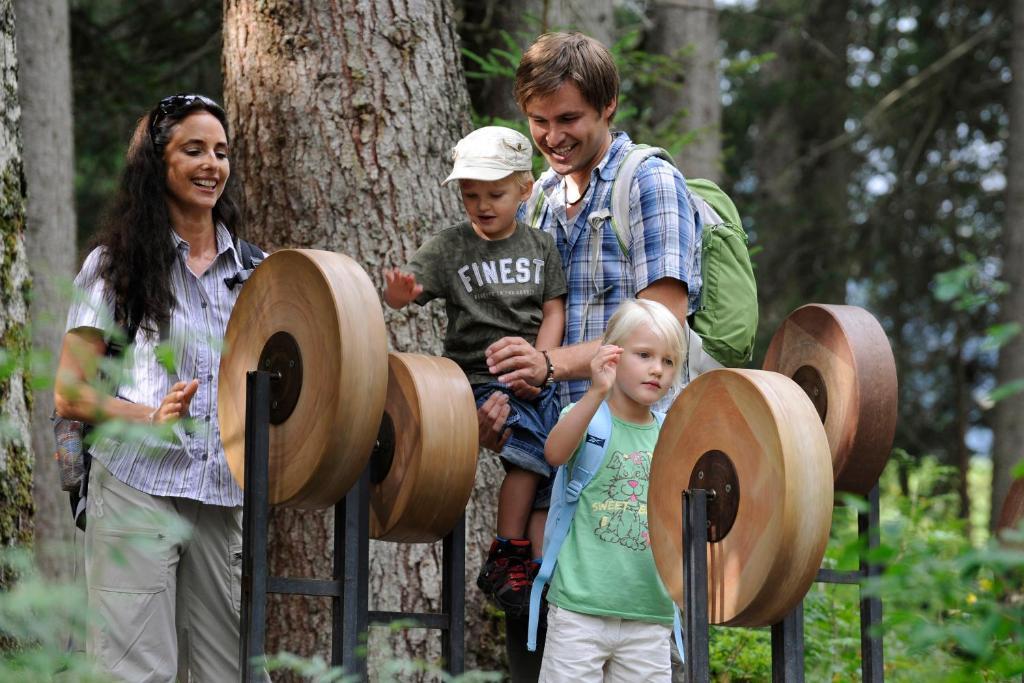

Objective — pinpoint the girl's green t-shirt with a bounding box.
[547,409,674,625]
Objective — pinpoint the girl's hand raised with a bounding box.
[590,344,622,396]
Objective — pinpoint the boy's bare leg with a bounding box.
[497,467,541,540]
[527,508,547,554]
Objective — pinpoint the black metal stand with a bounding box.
[815,484,884,682]
[681,484,884,682]
[683,490,710,681]
[239,370,466,681]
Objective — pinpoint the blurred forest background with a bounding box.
[1,0,1022,679]
[65,0,1019,525]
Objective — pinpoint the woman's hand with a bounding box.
[150,379,199,424]
[383,268,423,309]
[590,344,621,397]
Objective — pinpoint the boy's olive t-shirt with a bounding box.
[408,221,566,384]
[547,406,675,625]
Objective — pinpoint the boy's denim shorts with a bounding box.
[472,381,560,508]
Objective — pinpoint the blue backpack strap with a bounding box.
[673,604,685,664]
[653,408,683,659]
[527,401,613,651]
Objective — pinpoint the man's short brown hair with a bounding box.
[514,32,619,120]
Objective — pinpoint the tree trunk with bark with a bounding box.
[223,1,506,675]
[0,0,34,572]
[992,0,1024,530]
[14,0,76,582]
[647,0,721,182]
[749,0,853,333]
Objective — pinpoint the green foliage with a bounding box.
[933,257,1008,314]
[0,549,101,680]
[262,634,504,682]
[863,462,1024,680]
[702,457,1024,680]
[460,21,694,167]
[70,0,222,249]
[720,0,1012,476]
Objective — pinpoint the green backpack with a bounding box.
[613,145,757,366]
[526,145,758,368]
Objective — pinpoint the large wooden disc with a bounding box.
[649,369,833,626]
[369,352,478,542]
[219,249,388,509]
[762,304,898,494]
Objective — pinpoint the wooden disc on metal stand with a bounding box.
[369,352,478,542]
[219,249,388,509]
[762,304,898,495]
[649,369,834,626]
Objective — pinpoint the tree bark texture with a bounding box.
[749,0,852,334]
[992,0,1024,529]
[646,0,721,182]
[460,0,615,121]
[0,0,34,563]
[223,1,505,676]
[14,0,76,582]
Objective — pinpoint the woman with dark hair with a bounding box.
[55,94,256,681]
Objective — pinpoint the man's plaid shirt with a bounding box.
[519,131,703,405]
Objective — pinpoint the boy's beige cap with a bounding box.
[442,126,533,185]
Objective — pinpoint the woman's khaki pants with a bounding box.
[85,460,244,682]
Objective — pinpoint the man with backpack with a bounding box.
[481,30,705,423]
[477,31,736,680]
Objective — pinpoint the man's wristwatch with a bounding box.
[541,350,556,385]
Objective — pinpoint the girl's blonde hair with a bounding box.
[603,299,688,389]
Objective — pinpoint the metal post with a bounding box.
[683,489,710,683]
[441,513,466,674]
[240,370,271,682]
[859,485,884,682]
[331,500,344,668]
[238,375,467,679]
[339,469,371,680]
[771,602,805,682]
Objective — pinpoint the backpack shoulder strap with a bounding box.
[236,237,265,270]
[524,180,547,230]
[527,401,613,651]
[565,400,613,501]
[649,407,684,658]
[226,238,265,290]
[105,311,145,359]
[608,144,675,256]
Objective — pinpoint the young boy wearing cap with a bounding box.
[384,126,567,616]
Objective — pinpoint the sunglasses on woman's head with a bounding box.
[149,94,219,141]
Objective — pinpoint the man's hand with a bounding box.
[477,390,511,452]
[485,336,547,387]
[383,268,423,309]
[510,382,542,400]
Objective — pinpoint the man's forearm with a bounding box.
[548,339,602,382]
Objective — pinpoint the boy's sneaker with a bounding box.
[477,538,533,617]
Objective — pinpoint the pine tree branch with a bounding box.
[790,21,1000,175]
